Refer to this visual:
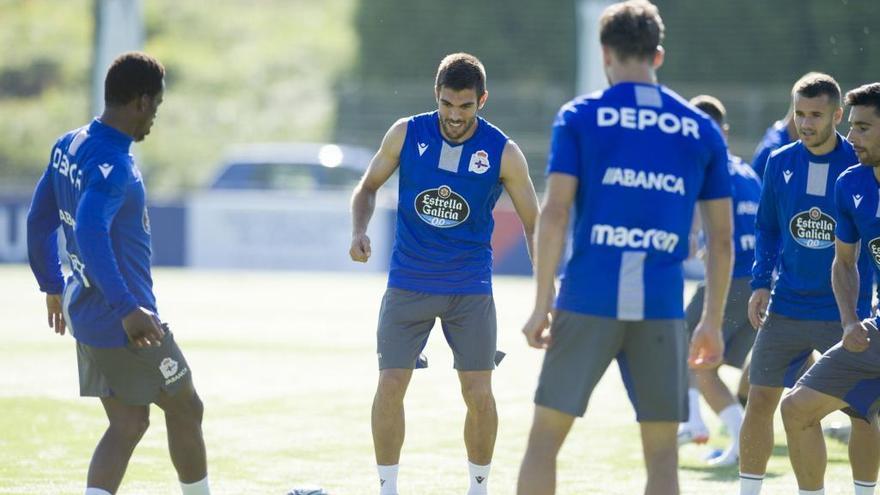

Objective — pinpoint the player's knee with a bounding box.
[376,370,410,403]
[780,393,812,430]
[109,414,150,444]
[461,384,495,413]
[746,387,780,416]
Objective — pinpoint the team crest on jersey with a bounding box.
[414,185,470,228]
[789,207,835,249]
[468,150,490,174]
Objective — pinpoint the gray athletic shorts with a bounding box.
[77,331,192,406]
[377,288,498,371]
[749,313,842,388]
[534,311,688,421]
[685,276,755,368]
[798,325,880,420]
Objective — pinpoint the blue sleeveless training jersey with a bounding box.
[835,163,880,323]
[27,119,156,348]
[729,154,762,278]
[752,135,872,321]
[548,82,731,320]
[388,111,508,294]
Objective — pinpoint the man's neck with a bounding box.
[805,133,838,156]
[99,108,136,140]
[608,63,657,86]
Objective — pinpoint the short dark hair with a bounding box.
[845,82,880,117]
[690,95,726,127]
[435,53,486,98]
[104,51,165,106]
[792,72,841,106]
[599,0,665,61]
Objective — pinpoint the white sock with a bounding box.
[378,464,399,495]
[740,473,764,495]
[84,489,112,495]
[181,476,210,495]
[855,480,877,495]
[467,461,490,495]
[798,489,824,495]
[719,403,745,451]
[688,388,706,427]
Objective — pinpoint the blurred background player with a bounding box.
[740,72,875,495]
[516,2,733,494]
[780,81,880,495]
[26,52,210,495]
[677,95,761,468]
[349,53,539,495]
[752,101,798,179]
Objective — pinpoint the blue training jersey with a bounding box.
[388,111,508,294]
[752,135,872,321]
[836,163,880,324]
[548,82,731,320]
[27,119,156,348]
[729,154,762,278]
[752,120,793,179]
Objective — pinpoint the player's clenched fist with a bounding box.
[350,233,372,263]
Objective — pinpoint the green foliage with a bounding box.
[0,0,357,190]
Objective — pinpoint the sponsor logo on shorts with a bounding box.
[414,185,470,228]
[590,224,679,253]
[159,358,178,378]
[789,207,835,249]
[869,237,880,269]
[601,167,685,196]
[159,357,189,385]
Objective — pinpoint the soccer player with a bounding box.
[349,53,539,495]
[26,52,210,495]
[677,95,761,468]
[515,2,733,493]
[752,103,798,179]
[739,73,876,495]
[780,82,880,495]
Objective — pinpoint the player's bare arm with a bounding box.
[350,118,407,263]
[499,140,540,263]
[689,197,732,369]
[45,293,65,335]
[831,238,870,352]
[522,172,577,349]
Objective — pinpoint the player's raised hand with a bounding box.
[350,233,372,263]
[122,307,165,348]
[842,319,873,353]
[522,308,552,349]
[45,293,66,335]
[688,321,724,369]
[747,288,770,330]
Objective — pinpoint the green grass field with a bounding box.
[0,265,857,494]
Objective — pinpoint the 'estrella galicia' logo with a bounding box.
[869,237,880,269]
[414,185,470,228]
[789,207,835,249]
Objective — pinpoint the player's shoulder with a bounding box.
[837,163,871,186]
[553,91,602,127]
[477,116,510,143]
[768,140,801,162]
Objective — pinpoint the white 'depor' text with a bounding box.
[597,107,700,139]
